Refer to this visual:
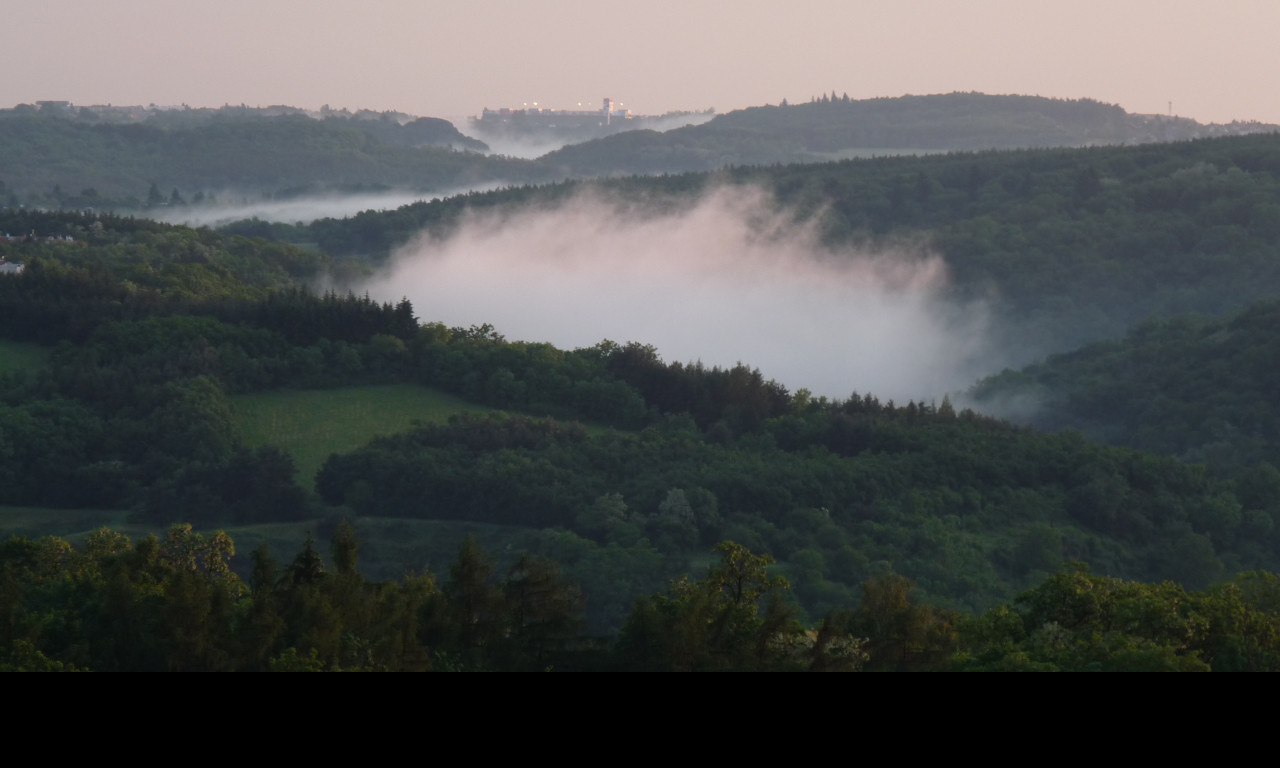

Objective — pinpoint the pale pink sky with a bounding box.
[8,0,1279,124]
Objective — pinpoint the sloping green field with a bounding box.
[231,384,494,487]
[0,506,130,541]
[0,340,48,375]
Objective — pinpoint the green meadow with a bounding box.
[231,384,494,487]
[0,505,130,541]
[0,340,48,375]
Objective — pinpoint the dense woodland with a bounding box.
[3,93,1274,215]
[278,130,1280,359]
[5,119,1280,669]
[539,92,1277,175]
[11,525,1280,671]
[0,106,541,209]
[967,301,1280,471]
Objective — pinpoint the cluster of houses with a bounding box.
[0,232,26,272]
[0,231,81,274]
[0,232,74,244]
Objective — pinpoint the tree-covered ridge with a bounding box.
[316,391,1275,624]
[966,299,1280,471]
[7,93,1275,214]
[539,92,1278,175]
[0,523,583,672]
[0,524,872,671]
[9,101,488,151]
[745,133,1280,354]
[0,112,545,208]
[0,209,421,518]
[1,185,1278,653]
[286,131,1280,358]
[953,565,1280,672]
[7,526,1280,671]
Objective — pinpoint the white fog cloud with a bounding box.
[151,184,510,228]
[471,111,717,160]
[361,186,1000,402]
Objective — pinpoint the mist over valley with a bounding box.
[361,186,1000,402]
[9,79,1280,670]
[151,184,511,229]
[468,108,718,160]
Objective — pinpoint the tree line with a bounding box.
[7,526,1280,671]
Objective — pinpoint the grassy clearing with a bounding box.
[0,340,48,375]
[231,384,495,487]
[0,506,131,541]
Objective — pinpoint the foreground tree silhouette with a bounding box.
[616,541,820,671]
[849,573,957,672]
[500,554,584,670]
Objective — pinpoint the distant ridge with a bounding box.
[539,92,1280,175]
[3,93,1276,210]
[0,103,545,207]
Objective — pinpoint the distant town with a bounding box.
[478,98,634,128]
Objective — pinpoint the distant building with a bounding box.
[477,97,633,128]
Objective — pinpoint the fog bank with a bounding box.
[472,111,716,160]
[362,187,1000,402]
[152,184,509,228]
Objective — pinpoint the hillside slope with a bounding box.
[0,110,548,207]
[540,92,1278,175]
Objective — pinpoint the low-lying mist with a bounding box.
[472,112,716,160]
[360,187,1004,403]
[152,184,510,228]
[471,133,580,160]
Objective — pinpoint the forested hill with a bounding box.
[0,109,550,209]
[6,208,1280,637]
[967,299,1280,473]
[539,92,1279,175]
[6,94,1275,214]
[285,131,1280,360]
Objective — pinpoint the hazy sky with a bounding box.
[8,0,1280,125]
